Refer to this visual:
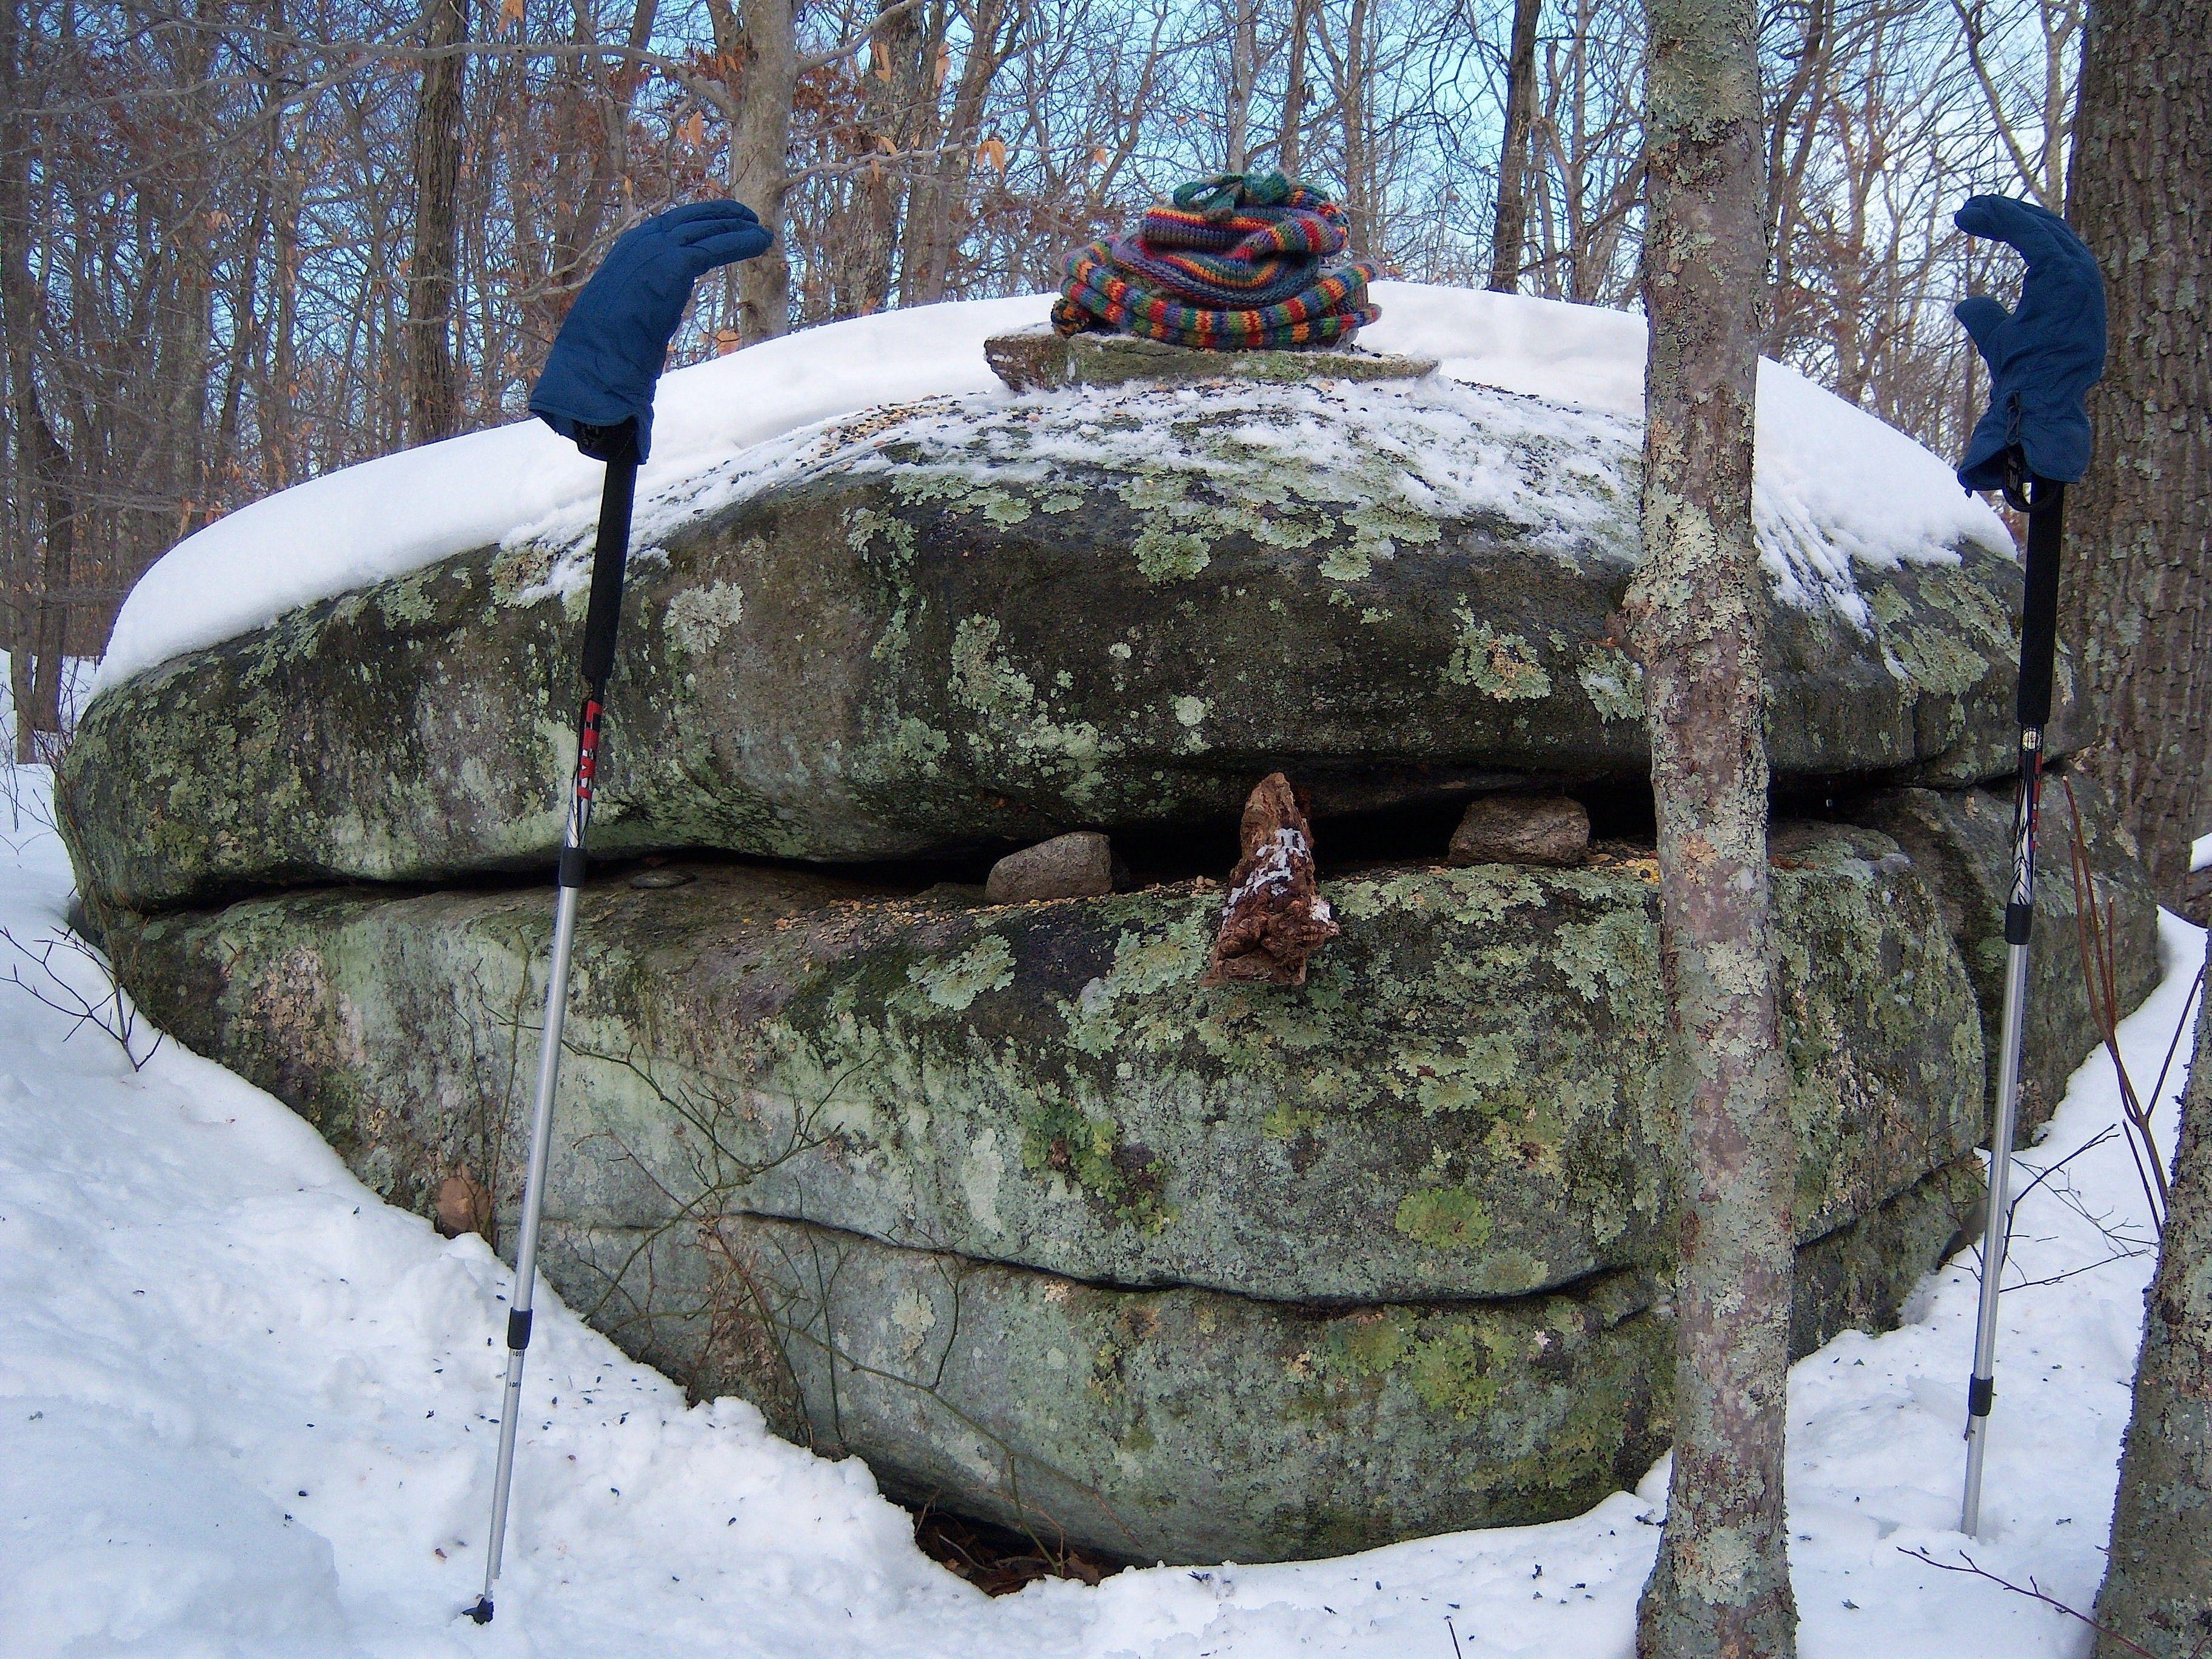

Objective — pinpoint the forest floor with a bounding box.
[1,763,2200,1659]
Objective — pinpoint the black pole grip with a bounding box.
[576,420,640,693]
[2017,477,2065,729]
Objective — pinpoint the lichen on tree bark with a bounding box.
[1629,0,1798,1650]
[2095,997,2212,1656]
[2059,0,2210,904]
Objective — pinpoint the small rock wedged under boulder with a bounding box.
[109,826,1982,1307]
[1854,773,2160,1142]
[61,374,2084,912]
[984,831,1115,903]
[1449,793,1592,867]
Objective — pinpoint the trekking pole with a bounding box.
[1942,195,2103,1540]
[461,200,771,1624]
[468,420,637,1626]
[1959,458,2063,1538]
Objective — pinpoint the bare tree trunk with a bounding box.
[2058,0,2210,903]
[1629,0,1796,1649]
[19,406,72,757]
[1223,0,1258,172]
[405,0,467,443]
[1277,0,1310,176]
[856,0,923,312]
[1486,0,1543,292]
[1,0,37,751]
[901,0,1014,305]
[712,0,797,341]
[2095,997,2212,1656]
[0,0,69,759]
[1336,0,1378,252]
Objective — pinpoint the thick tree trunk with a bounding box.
[17,407,73,759]
[1,0,73,760]
[720,0,797,341]
[1486,0,1543,292]
[1629,0,1796,1651]
[2059,0,2210,903]
[856,0,923,313]
[900,0,1013,306]
[2096,997,2212,1655]
[1223,0,1258,173]
[1333,0,1379,254]
[1277,0,1310,176]
[404,0,467,443]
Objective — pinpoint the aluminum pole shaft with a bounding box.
[1962,933,2033,1535]
[477,871,586,1602]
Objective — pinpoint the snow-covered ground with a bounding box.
[93,284,2011,693]
[0,764,2199,1658]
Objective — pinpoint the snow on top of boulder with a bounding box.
[94,282,2012,693]
[501,358,1644,602]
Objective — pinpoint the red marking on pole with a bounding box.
[577,700,605,799]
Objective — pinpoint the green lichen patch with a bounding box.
[1019,1102,1177,1235]
[1445,605,1553,700]
[1393,1187,1495,1254]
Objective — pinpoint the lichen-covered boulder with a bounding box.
[109,826,1982,1305]
[61,374,2083,913]
[1853,773,2160,1142]
[541,1168,1972,1564]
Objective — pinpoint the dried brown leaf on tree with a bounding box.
[1199,773,1338,988]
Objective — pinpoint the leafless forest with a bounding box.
[0,0,2076,717]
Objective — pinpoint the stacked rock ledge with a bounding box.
[61,370,2092,912]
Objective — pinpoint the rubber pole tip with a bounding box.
[467,1597,495,1624]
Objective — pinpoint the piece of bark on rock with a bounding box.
[985,831,1116,904]
[1449,793,1591,867]
[432,1168,492,1239]
[1200,773,1338,987]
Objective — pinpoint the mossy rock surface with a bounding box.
[1853,773,2160,1142]
[61,377,2083,912]
[535,1164,1973,1564]
[112,827,1981,1304]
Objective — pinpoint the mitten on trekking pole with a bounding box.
[529,199,774,462]
[1952,195,2105,495]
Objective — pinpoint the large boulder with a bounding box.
[110,827,1982,1305]
[60,374,2085,913]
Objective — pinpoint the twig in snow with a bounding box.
[1971,1127,2153,1290]
[1899,1547,2210,1659]
[0,925,163,1070]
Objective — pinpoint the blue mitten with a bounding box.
[1953,195,2105,493]
[529,201,774,461]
